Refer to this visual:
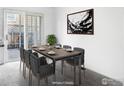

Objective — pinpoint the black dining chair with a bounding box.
[25,50,32,69]
[65,47,86,81]
[55,44,62,48]
[23,49,39,78]
[29,53,55,85]
[24,50,32,80]
[20,47,27,78]
[63,45,72,49]
[61,45,72,74]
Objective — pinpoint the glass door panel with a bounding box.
[26,15,41,49]
[4,10,24,63]
[4,10,42,63]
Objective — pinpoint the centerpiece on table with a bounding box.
[47,34,57,50]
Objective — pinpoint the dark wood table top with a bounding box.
[32,45,81,61]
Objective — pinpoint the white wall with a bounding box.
[0,7,55,43]
[55,7,124,82]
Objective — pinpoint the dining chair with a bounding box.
[63,45,72,49]
[55,44,62,47]
[59,45,72,76]
[25,50,32,69]
[23,49,39,78]
[24,49,32,81]
[29,53,55,85]
[65,47,86,81]
[20,47,27,78]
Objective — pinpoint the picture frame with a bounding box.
[67,9,94,35]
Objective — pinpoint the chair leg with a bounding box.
[53,74,56,85]
[83,69,85,80]
[25,66,26,78]
[82,65,86,80]
[20,60,21,70]
[29,68,31,85]
[23,62,26,79]
[29,71,32,86]
[23,62,25,78]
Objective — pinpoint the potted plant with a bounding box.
[47,34,57,45]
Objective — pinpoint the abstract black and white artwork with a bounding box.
[67,9,94,35]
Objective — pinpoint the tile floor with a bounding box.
[0,61,123,86]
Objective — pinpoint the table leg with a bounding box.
[53,59,56,74]
[61,60,65,83]
[74,60,76,85]
[61,60,64,75]
[29,67,31,85]
[53,59,56,85]
[79,55,82,85]
[23,63,26,78]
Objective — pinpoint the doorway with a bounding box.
[4,9,43,63]
[4,10,24,63]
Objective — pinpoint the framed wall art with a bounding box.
[67,9,94,35]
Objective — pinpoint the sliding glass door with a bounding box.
[4,10,24,62]
[4,10,43,63]
[25,14,42,49]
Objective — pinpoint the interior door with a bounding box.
[4,10,25,63]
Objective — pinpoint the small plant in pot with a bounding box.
[47,34,57,49]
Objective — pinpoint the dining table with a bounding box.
[32,45,82,85]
